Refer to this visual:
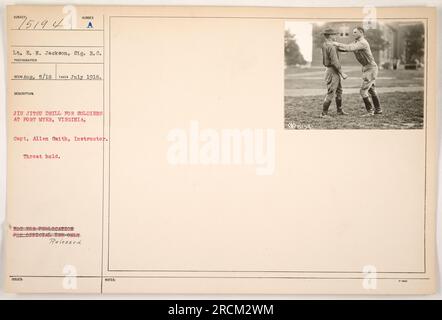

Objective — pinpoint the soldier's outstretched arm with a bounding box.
[332,41,366,52]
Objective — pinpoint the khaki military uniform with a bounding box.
[322,40,342,103]
[361,65,378,98]
[336,38,378,98]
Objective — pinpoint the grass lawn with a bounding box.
[285,67,424,90]
[284,91,424,130]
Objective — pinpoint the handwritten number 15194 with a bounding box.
[16,16,64,30]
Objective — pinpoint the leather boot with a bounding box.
[371,95,382,114]
[336,98,348,115]
[321,100,332,117]
[362,97,374,116]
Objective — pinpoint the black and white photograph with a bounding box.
[284,20,425,130]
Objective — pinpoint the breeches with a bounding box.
[360,65,378,98]
[324,68,342,102]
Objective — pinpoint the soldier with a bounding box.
[321,28,348,118]
[332,26,382,116]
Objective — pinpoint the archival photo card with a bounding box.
[284,20,425,130]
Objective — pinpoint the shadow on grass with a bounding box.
[284,91,424,130]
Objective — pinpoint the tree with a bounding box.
[404,24,425,63]
[284,30,307,66]
[365,28,390,51]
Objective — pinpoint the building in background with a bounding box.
[310,21,424,69]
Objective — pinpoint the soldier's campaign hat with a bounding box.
[322,28,339,35]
